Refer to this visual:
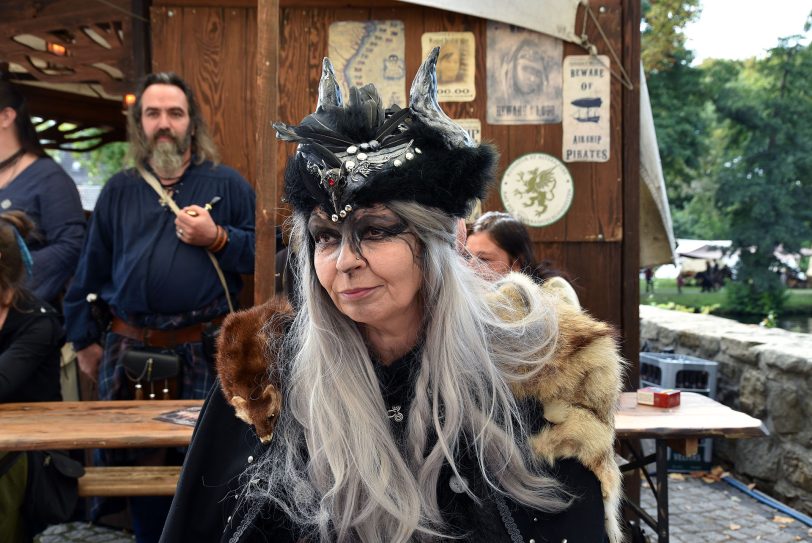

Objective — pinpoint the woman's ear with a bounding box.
[0,107,17,129]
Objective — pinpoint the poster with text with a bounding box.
[486,22,562,125]
[421,32,476,102]
[454,118,482,143]
[562,55,611,162]
[328,20,406,108]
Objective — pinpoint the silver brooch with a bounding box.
[387,405,404,422]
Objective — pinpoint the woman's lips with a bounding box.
[339,286,379,300]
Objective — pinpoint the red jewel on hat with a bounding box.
[327,176,336,187]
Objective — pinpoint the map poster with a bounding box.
[562,55,611,163]
[328,20,406,109]
[420,32,476,102]
[486,21,563,125]
[454,118,482,143]
[500,153,574,227]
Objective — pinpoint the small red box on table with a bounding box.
[636,386,681,408]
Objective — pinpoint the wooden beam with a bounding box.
[620,0,642,519]
[255,0,280,304]
[620,0,640,389]
[16,83,127,139]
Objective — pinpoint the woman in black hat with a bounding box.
[161,50,623,543]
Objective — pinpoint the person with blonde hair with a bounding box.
[162,51,623,543]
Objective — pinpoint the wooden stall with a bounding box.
[149,0,640,370]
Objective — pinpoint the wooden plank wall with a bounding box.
[150,4,258,304]
[148,0,638,360]
[275,0,627,330]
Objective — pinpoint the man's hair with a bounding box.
[126,72,219,166]
[0,80,46,157]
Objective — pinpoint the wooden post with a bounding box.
[255,0,280,304]
[621,0,642,518]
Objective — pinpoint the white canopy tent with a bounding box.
[399,0,676,268]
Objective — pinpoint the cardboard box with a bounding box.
[637,386,681,408]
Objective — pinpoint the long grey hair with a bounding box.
[239,201,569,542]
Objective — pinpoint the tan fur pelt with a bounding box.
[495,283,626,543]
[216,289,625,541]
[216,297,293,443]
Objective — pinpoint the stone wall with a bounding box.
[639,305,812,515]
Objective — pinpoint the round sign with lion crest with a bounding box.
[499,153,574,227]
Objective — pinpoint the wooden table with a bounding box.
[0,400,205,497]
[615,392,767,543]
[0,400,204,451]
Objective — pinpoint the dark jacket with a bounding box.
[161,379,606,543]
[0,296,63,403]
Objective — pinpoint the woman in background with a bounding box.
[467,211,580,307]
[0,80,86,306]
[0,210,64,543]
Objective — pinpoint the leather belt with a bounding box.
[111,316,223,348]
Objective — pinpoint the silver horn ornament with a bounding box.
[408,47,474,149]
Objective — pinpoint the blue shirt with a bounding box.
[0,157,86,302]
[64,160,256,349]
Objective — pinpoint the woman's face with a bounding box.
[309,206,423,335]
[466,231,516,277]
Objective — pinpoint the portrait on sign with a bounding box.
[421,32,476,102]
[487,22,563,125]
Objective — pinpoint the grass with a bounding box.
[639,278,812,316]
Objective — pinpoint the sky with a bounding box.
[684,1,811,63]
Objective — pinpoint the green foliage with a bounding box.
[712,39,812,313]
[74,142,128,185]
[641,0,701,72]
[644,6,812,315]
[651,300,720,315]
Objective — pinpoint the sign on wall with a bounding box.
[562,55,611,162]
[421,32,476,102]
[500,153,574,227]
[328,20,406,108]
[486,22,563,125]
[454,118,482,143]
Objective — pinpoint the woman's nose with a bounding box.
[335,241,362,272]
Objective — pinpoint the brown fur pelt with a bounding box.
[493,282,626,543]
[215,297,294,444]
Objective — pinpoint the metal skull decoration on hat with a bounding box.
[274,47,498,222]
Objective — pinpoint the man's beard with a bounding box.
[148,128,192,178]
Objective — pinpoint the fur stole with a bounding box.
[493,282,625,543]
[215,290,625,543]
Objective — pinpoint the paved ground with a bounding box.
[641,474,812,542]
[35,474,812,542]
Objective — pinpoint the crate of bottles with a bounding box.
[639,353,718,471]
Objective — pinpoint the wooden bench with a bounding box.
[78,466,182,497]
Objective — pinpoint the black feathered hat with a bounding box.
[274,48,498,222]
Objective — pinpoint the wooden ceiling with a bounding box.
[0,0,149,150]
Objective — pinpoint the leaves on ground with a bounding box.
[772,515,795,524]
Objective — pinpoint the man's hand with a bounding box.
[175,205,218,246]
[77,344,104,382]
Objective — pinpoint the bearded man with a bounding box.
[63,72,255,543]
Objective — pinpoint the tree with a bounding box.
[642,0,718,238]
[712,39,812,313]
